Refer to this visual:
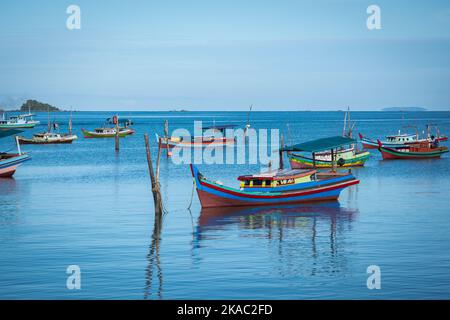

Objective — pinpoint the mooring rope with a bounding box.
[0,148,14,154]
[187,180,195,210]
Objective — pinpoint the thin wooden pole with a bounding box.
[156,139,162,181]
[331,148,336,172]
[115,115,120,151]
[145,134,163,216]
[15,136,22,155]
[68,109,73,135]
[164,120,169,138]
[279,134,284,170]
[164,120,169,158]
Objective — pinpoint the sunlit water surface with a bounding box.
[1,111,450,299]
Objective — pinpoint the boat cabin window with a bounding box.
[252,180,263,186]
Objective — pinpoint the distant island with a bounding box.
[19,99,61,112]
[382,107,427,112]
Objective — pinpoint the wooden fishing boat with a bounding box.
[0,113,40,129]
[288,111,371,169]
[157,124,236,150]
[158,134,235,149]
[82,127,134,138]
[288,108,370,169]
[377,140,449,159]
[17,111,77,144]
[190,164,359,208]
[289,147,370,169]
[359,125,448,149]
[0,129,31,177]
[190,136,360,208]
[17,132,77,144]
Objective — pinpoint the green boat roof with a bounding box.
[0,129,23,139]
[282,136,356,153]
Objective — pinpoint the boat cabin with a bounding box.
[203,124,237,134]
[282,135,358,171]
[385,133,417,143]
[238,169,316,189]
[95,128,116,134]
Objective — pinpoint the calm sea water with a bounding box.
[1,111,450,299]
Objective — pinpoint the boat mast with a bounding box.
[246,105,252,128]
[342,109,348,137]
[15,136,22,155]
[47,106,51,132]
[69,109,73,135]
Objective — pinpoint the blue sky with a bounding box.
[1,0,450,110]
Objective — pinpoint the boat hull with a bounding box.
[0,122,39,129]
[17,135,78,144]
[360,134,448,150]
[288,151,370,169]
[0,154,31,178]
[82,129,134,138]
[158,135,235,149]
[378,146,449,159]
[190,164,359,208]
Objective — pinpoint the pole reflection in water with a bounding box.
[144,213,163,299]
[193,201,357,277]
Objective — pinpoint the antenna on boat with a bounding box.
[47,106,51,133]
[279,133,285,170]
[69,108,73,135]
[246,105,252,128]
[342,108,348,137]
[15,136,22,155]
[286,123,293,145]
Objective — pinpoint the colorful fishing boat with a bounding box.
[359,125,447,149]
[17,111,77,144]
[377,140,449,159]
[81,127,134,138]
[157,124,236,150]
[190,164,359,208]
[289,146,370,169]
[0,112,40,129]
[0,129,31,178]
[287,109,371,169]
[17,132,77,144]
[288,108,370,168]
[190,136,360,208]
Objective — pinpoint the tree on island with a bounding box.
[20,99,61,112]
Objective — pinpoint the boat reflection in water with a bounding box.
[144,213,163,299]
[143,202,358,298]
[194,201,358,277]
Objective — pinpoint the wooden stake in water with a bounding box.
[144,134,163,216]
[68,109,73,135]
[115,115,119,151]
[279,133,284,170]
[164,120,170,158]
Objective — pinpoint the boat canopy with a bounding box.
[203,124,237,131]
[107,118,133,125]
[282,136,356,153]
[238,168,316,181]
[386,134,417,139]
[0,129,23,139]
